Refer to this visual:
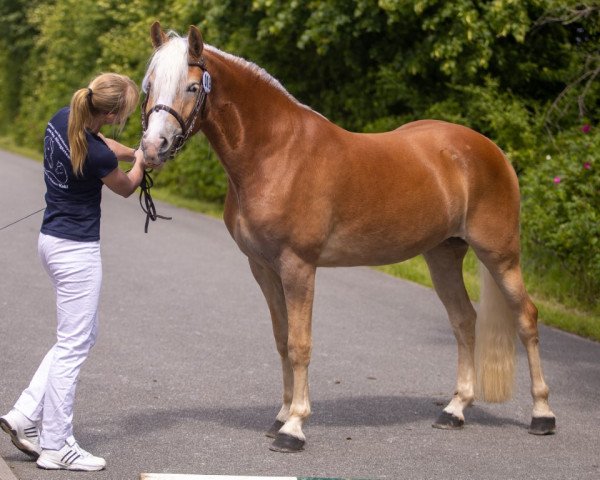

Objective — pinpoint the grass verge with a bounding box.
[150,188,224,219]
[0,136,43,161]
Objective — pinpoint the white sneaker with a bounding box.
[0,409,41,458]
[37,436,106,471]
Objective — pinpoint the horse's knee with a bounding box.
[287,341,311,366]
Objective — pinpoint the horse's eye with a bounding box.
[187,83,199,93]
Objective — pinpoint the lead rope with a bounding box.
[0,207,45,231]
[138,168,172,233]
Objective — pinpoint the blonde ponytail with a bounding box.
[68,88,94,177]
[67,73,140,177]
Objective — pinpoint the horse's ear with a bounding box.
[151,21,168,49]
[188,25,204,59]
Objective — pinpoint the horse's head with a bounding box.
[141,22,208,167]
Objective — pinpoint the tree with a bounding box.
[0,0,43,133]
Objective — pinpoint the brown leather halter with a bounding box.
[141,58,211,159]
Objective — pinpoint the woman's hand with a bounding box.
[133,148,146,168]
[101,148,147,198]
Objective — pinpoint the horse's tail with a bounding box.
[474,262,517,403]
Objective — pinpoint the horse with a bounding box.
[140,22,556,452]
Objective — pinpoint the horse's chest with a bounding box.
[229,213,276,262]
[232,216,255,251]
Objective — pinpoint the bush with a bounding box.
[521,124,600,307]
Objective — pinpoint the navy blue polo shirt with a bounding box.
[41,107,118,242]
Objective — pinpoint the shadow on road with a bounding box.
[110,394,526,439]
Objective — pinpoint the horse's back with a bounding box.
[336,118,518,209]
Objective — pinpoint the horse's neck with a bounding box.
[200,51,306,185]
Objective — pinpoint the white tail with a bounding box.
[474,263,517,402]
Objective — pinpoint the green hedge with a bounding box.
[1,0,598,314]
[521,125,599,307]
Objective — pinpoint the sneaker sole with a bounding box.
[37,458,105,472]
[0,417,40,459]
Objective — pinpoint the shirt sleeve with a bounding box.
[87,137,118,179]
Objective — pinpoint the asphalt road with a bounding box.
[0,149,599,480]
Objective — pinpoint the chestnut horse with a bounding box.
[140,22,556,452]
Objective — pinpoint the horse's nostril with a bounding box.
[159,136,169,151]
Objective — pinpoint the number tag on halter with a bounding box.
[202,71,212,93]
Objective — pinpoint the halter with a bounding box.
[141,57,211,159]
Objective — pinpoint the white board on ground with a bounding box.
[141,475,299,480]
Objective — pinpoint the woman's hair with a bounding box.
[68,73,139,176]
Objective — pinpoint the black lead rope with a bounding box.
[0,208,45,231]
[138,169,172,233]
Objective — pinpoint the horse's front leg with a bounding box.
[269,256,316,453]
[247,259,293,439]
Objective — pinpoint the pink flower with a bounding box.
[583,162,591,170]
[581,124,591,134]
[553,176,561,184]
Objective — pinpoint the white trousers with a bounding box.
[14,233,102,450]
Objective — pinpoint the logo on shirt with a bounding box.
[44,123,69,189]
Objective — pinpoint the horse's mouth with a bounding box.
[141,145,169,168]
[142,155,164,168]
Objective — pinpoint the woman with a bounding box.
[0,73,146,471]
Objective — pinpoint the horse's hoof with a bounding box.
[432,411,464,430]
[269,433,305,453]
[528,416,556,435]
[265,420,284,439]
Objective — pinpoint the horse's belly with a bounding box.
[316,223,454,267]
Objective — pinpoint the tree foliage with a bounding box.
[0,0,598,307]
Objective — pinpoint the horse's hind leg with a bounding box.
[424,238,477,429]
[472,246,556,434]
[247,259,293,439]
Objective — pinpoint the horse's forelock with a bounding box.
[142,34,189,104]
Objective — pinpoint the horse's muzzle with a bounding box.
[141,135,171,167]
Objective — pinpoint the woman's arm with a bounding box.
[98,133,136,162]
[102,149,146,198]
